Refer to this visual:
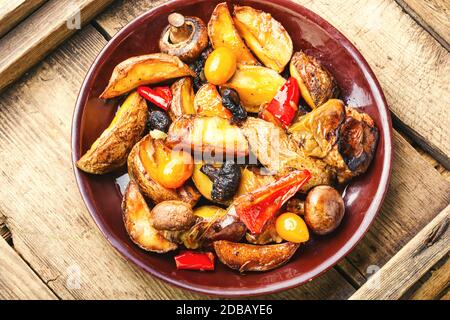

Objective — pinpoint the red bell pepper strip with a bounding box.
[232,170,311,234]
[175,251,215,271]
[137,86,173,111]
[264,77,300,128]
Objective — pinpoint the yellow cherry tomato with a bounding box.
[204,47,237,85]
[276,213,310,243]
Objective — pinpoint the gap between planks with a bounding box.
[394,0,450,51]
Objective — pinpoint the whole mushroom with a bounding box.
[159,13,209,63]
[304,186,345,235]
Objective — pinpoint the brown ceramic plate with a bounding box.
[72,0,392,297]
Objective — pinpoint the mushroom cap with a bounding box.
[159,16,209,63]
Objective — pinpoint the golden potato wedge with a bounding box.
[290,51,338,109]
[167,116,249,157]
[77,92,147,175]
[192,163,215,201]
[213,241,300,272]
[122,181,178,253]
[226,65,286,113]
[194,83,232,119]
[127,134,200,206]
[208,2,258,65]
[233,6,293,73]
[169,77,196,121]
[100,53,196,99]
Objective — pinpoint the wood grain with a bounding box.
[95,0,450,168]
[0,0,47,38]
[410,256,449,300]
[0,0,113,92]
[342,131,450,283]
[395,0,450,50]
[0,25,354,300]
[0,237,57,300]
[350,205,449,300]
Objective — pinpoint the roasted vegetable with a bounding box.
[233,5,293,73]
[194,83,232,119]
[241,117,335,190]
[289,100,379,183]
[77,92,147,175]
[182,206,246,249]
[213,240,300,272]
[304,186,345,235]
[122,181,177,253]
[290,51,338,109]
[230,170,311,234]
[286,198,305,215]
[226,65,286,113]
[289,99,345,158]
[159,13,209,63]
[175,251,215,271]
[208,2,258,65]
[147,110,172,133]
[204,47,237,85]
[275,213,309,243]
[137,86,173,111]
[100,53,195,99]
[191,47,213,91]
[151,201,197,231]
[167,116,249,157]
[236,167,275,198]
[333,107,379,183]
[192,163,216,202]
[128,134,200,205]
[261,77,300,128]
[220,88,247,124]
[201,162,242,202]
[246,218,282,245]
[169,77,196,121]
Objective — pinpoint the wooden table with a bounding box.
[0,0,449,300]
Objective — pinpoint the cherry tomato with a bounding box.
[276,213,310,243]
[204,47,237,85]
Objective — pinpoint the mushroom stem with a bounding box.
[168,13,192,44]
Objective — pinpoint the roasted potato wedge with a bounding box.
[208,2,258,65]
[213,241,300,272]
[194,83,232,119]
[151,201,197,231]
[127,134,200,206]
[167,116,249,157]
[226,65,286,113]
[233,6,293,73]
[100,53,195,99]
[169,77,196,121]
[122,181,178,253]
[290,51,338,109]
[77,92,147,175]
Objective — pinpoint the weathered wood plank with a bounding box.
[95,0,450,169]
[343,131,450,283]
[0,0,113,92]
[0,25,355,300]
[395,0,450,50]
[409,256,450,300]
[0,237,57,300]
[0,0,47,38]
[350,205,450,300]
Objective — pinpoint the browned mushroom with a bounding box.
[304,186,345,235]
[159,13,209,63]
